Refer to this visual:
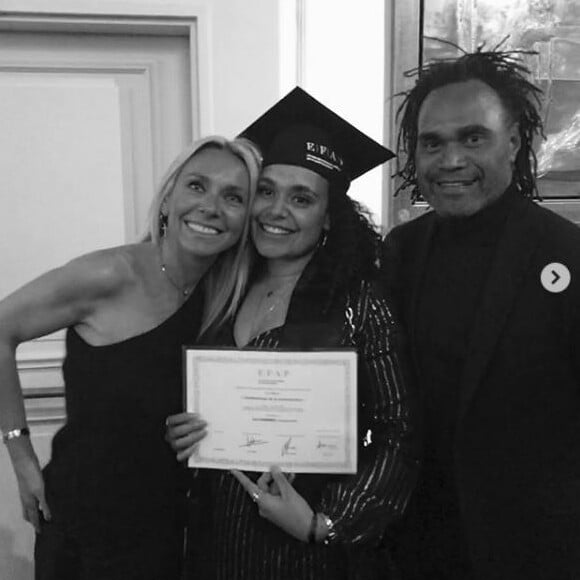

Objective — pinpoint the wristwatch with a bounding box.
[319,513,337,545]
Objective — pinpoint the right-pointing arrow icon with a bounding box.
[541,262,570,293]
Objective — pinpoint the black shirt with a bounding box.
[412,189,519,577]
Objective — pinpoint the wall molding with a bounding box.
[26,396,66,425]
[17,339,65,399]
[0,0,207,18]
[278,0,305,93]
[295,0,306,86]
[0,1,212,134]
[388,0,422,229]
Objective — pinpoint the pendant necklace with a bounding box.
[262,283,295,314]
[239,271,301,345]
[160,263,192,297]
[159,248,193,297]
[250,273,300,336]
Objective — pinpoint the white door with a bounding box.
[0,29,194,580]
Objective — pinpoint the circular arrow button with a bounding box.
[541,262,571,293]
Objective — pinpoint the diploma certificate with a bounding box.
[184,348,357,473]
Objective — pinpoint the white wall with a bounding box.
[1,0,392,226]
[281,0,389,228]
[199,0,281,136]
[211,0,392,228]
[0,0,282,139]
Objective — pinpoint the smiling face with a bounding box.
[251,164,330,268]
[164,146,250,259]
[415,80,521,218]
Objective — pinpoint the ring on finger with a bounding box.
[251,490,261,503]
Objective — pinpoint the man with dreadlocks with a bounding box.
[383,47,580,579]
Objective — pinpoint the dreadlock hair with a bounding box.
[395,42,544,201]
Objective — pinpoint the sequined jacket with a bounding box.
[190,254,420,580]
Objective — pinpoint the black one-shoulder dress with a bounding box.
[36,291,203,580]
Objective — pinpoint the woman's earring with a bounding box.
[320,230,328,248]
[159,212,169,238]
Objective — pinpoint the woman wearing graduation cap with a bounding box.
[167,88,419,579]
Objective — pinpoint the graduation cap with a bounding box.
[239,86,395,190]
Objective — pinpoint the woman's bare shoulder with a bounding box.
[64,242,155,299]
[0,243,156,343]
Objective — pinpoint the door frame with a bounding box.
[387,0,425,230]
[0,0,211,136]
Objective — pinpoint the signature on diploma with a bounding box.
[317,440,338,450]
[281,436,296,456]
[240,434,268,448]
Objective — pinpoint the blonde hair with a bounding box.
[142,136,261,337]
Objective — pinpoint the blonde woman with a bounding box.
[0,136,261,580]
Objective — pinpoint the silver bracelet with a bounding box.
[2,427,30,444]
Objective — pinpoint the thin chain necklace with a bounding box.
[160,263,192,297]
[262,280,297,312]
[159,247,193,297]
[248,273,300,338]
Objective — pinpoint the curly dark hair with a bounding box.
[316,182,383,311]
[248,185,381,313]
[395,42,544,201]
